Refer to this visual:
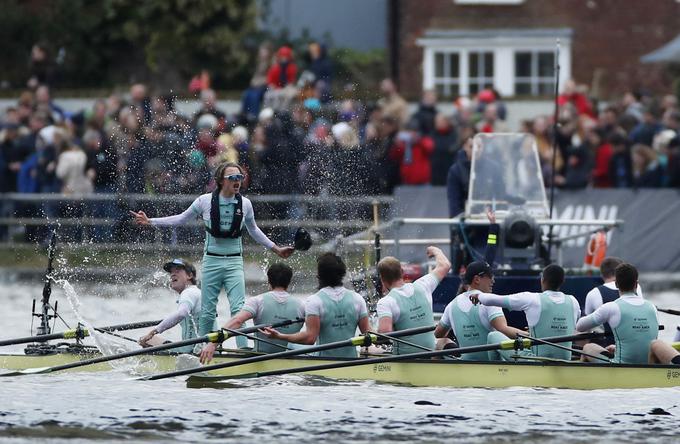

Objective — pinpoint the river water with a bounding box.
[1,282,679,443]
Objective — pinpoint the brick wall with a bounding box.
[394,0,680,99]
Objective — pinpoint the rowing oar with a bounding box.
[189,331,606,383]
[141,325,437,381]
[0,318,304,377]
[0,320,163,347]
[657,307,680,316]
[369,331,435,353]
[221,327,289,352]
[516,332,610,363]
[94,328,139,344]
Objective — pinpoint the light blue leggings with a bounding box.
[199,255,247,348]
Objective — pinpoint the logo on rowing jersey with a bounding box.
[373,363,392,373]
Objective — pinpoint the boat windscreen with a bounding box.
[466,133,549,219]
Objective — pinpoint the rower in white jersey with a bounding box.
[434,261,522,361]
[376,246,450,355]
[199,263,305,364]
[261,253,369,358]
[584,257,643,347]
[138,259,201,353]
[578,263,680,365]
[470,264,581,361]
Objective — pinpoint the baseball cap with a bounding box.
[294,227,313,251]
[163,258,196,276]
[463,261,493,284]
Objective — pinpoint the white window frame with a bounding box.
[418,30,571,97]
[467,50,494,94]
[432,51,461,98]
[514,50,557,96]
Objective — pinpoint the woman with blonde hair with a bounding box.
[631,144,663,188]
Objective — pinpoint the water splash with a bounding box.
[52,277,151,374]
[137,270,170,300]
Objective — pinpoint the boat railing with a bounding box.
[333,216,624,266]
[0,192,394,248]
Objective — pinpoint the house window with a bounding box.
[468,51,494,94]
[514,51,555,96]
[433,51,460,98]
[419,29,571,97]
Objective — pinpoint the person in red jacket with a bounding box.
[267,46,297,89]
[389,119,435,184]
[588,127,613,188]
[558,79,596,118]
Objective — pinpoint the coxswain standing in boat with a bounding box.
[470,264,581,361]
[584,257,643,347]
[261,253,369,358]
[577,263,679,365]
[131,162,294,349]
[199,262,305,363]
[138,259,201,353]
[376,246,450,354]
[434,261,522,360]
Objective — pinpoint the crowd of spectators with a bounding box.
[528,79,680,190]
[3,41,680,239]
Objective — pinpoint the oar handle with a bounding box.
[222,327,288,351]
[224,318,304,337]
[517,332,609,363]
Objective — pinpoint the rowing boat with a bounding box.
[4,229,678,390]
[3,345,679,390]
[189,356,680,390]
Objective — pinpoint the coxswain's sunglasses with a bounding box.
[224,173,244,181]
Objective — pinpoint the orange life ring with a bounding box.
[584,231,607,270]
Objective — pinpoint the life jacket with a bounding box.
[590,284,620,347]
[205,191,243,238]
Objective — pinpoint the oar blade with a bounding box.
[186,375,252,389]
[187,373,259,385]
[136,369,211,381]
[0,366,52,377]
